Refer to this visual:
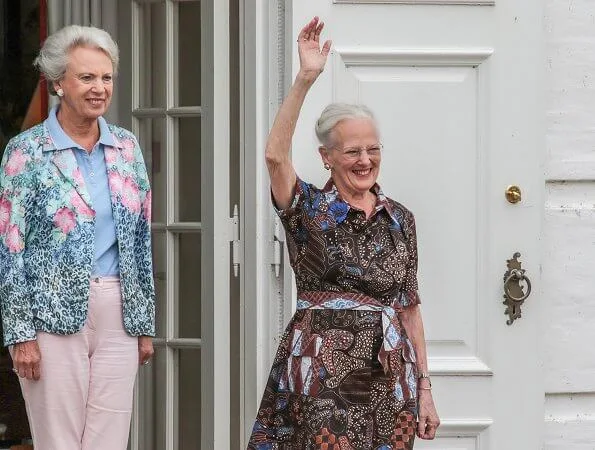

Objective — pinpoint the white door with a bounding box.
[128,0,231,449]
[289,1,544,449]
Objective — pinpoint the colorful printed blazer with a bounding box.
[0,121,155,346]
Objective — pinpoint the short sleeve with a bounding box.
[271,176,321,260]
[399,211,421,308]
[271,176,308,222]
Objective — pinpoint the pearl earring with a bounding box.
[324,163,331,170]
[57,88,64,97]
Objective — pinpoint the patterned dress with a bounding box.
[248,177,421,450]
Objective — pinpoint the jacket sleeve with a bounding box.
[0,139,36,346]
[132,135,156,336]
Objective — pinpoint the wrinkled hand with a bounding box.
[138,336,154,366]
[417,390,440,439]
[297,17,332,81]
[12,340,42,381]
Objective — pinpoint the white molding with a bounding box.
[333,0,495,5]
[429,356,493,376]
[334,47,493,67]
[474,49,492,395]
[272,0,289,341]
[333,47,495,379]
[241,0,279,444]
[438,419,493,437]
[201,0,231,447]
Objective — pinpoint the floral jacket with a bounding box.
[0,121,155,346]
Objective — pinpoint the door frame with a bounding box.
[120,0,231,448]
[202,0,232,447]
[240,0,292,445]
[241,0,545,448]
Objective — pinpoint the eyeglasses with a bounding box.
[331,143,383,161]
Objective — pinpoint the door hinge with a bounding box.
[229,204,240,277]
[270,216,283,278]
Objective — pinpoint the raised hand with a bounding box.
[297,17,332,81]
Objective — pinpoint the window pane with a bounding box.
[177,348,201,450]
[0,1,45,156]
[177,1,201,106]
[138,1,166,108]
[177,233,201,338]
[176,118,201,222]
[137,118,166,223]
[138,346,167,450]
[152,232,167,338]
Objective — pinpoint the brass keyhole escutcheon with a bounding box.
[503,252,532,325]
[505,185,522,204]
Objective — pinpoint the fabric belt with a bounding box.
[296,291,416,376]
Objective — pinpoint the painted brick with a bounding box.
[545,420,595,450]
[546,0,595,179]
[545,391,595,449]
[545,0,595,445]
[543,205,595,392]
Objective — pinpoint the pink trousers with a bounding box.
[13,277,138,450]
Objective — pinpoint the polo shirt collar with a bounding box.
[46,105,115,151]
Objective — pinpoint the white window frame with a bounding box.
[128,0,230,448]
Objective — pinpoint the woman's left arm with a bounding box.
[399,305,440,440]
[131,135,155,365]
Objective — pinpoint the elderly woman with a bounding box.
[248,17,439,449]
[0,25,154,450]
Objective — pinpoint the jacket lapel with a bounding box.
[104,135,124,226]
[43,132,93,209]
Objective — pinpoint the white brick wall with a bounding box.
[545,0,595,447]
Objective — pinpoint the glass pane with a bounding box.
[178,348,201,450]
[177,1,201,106]
[176,118,201,222]
[138,118,166,223]
[138,346,167,450]
[138,1,166,108]
[152,232,167,337]
[177,233,201,338]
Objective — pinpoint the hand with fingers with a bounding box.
[297,16,332,82]
[11,340,42,381]
[138,335,154,366]
[417,389,441,440]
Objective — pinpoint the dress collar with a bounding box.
[322,177,398,216]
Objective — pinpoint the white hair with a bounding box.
[315,103,376,147]
[34,25,119,96]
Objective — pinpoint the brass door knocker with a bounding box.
[503,252,532,325]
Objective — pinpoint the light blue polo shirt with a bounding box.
[47,106,120,276]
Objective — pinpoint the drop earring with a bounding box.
[56,88,64,97]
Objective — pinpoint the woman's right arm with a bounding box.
[0,138,42,380]
[266,17,331,210]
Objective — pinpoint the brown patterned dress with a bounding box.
[248,177,421,450]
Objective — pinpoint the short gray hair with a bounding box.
[315,103,376,147]
[34,25,119,96]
